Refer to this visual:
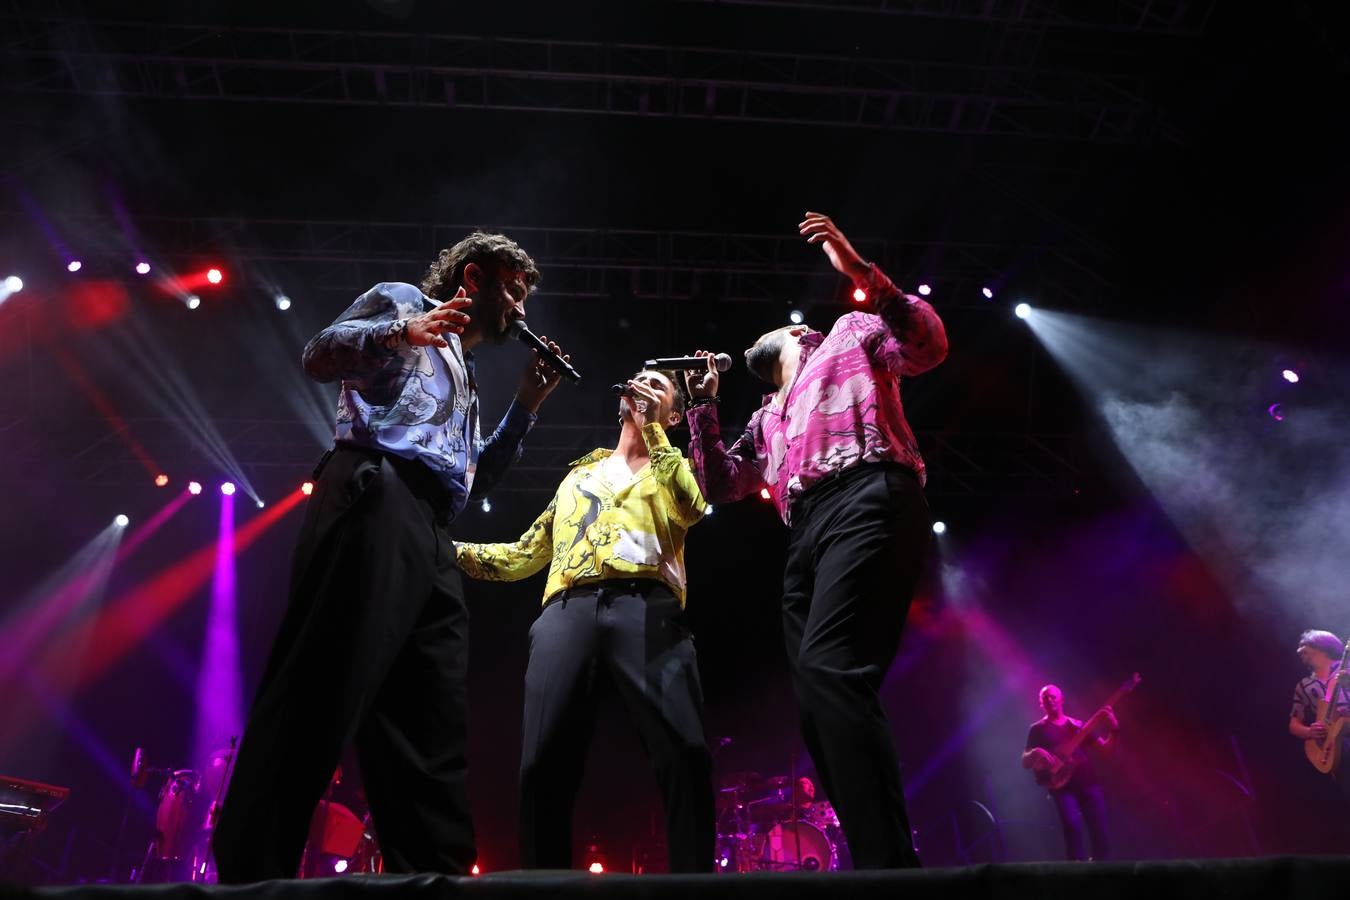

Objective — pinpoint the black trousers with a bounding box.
[782,463,930,869]
[518,580,714,873]
[212,445,473,882]
[1050,781,1110,861]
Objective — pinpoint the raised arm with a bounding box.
[456,496,556,582]
[301,282,472,383]
[639,422,707,528]
[798,212,948,376]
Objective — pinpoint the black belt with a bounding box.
[544,578,672,608]
[790,461,917,523]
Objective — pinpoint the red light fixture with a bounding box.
[206,267,224,285]
[154,474,170,487]
[759,487,771,500]
[301,481,314,496]
[851,287,867,303]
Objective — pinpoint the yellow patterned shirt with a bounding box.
[455,423,707,605]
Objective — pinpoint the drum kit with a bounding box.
[131,747,381,883]
[715,772,847,872]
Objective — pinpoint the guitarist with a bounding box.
[1289,630,1350,795]
[1021,684,1119,861]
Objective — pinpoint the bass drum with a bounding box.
[751,820,836,872]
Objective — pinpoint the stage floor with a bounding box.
[9,856,1350,900]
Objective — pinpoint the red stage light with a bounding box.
[588,862,604,874]
[206,267,224,285]
[852,287,867,303]
[154,474,169,487]
[471,865,481,876]
[301,481,314,496]
[760,487,772,500]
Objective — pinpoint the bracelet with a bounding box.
[687,396,719,409]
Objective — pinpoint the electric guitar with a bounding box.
[1304,639,1350,775]
[1027,673,1141,792]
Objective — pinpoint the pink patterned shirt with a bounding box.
[687,264,947,526]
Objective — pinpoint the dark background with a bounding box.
[1,0,1348,880]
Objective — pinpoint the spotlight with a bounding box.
[720,857,730,869]
[3,275,22,293]
[114,514,130,528]
[220,482,236,496]
[851,287,867,304]
[471,865,481,876]
[154,474,169,487]
[188,481,203,495]
[917,283,931,296]
[588,862,604,874]
[135,262,151,275]
[759,487,772,500]
[932,520,947,535]
[333,859,348,874]
[301,481,314,496]
[275,294,292,311]
[67,260,83,273]
[481,498,492,513]
[704,505,714,516]
[788,309,804,325]
[1281,369,1299,384]
[1014,302,1031,320]
[256,499,265,509]
[982,287,994,299]
[206,267,224,285]
[186,295,201,310]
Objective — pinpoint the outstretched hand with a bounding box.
[407,287,472,348]
[799,212,868,280]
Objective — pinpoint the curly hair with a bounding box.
[420,231,540,303]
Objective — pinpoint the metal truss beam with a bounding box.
[5,212,1115,310]
[1,14,1179,143]
[679,0,1215,35]
[4,417,1086,498]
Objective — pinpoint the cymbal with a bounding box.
[718,772,763,791]
[764,775,793,788]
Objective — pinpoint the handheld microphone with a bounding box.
[643,353,733,372]
[611,383,634,396]
[508,320,581,382]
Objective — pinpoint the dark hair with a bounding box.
[633,369,687,419]
[746,328,793,385]
[421,231,540,303]
[1299,630,1344,659]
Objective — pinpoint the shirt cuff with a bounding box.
[686,403,720,434]
[640,421,672,452]
[500,397,539,434]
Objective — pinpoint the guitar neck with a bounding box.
[1322,642,1350,724]
[1060,683,1130,756]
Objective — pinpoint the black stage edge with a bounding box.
[6,857,1349,900]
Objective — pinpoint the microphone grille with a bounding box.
[506,319,528,339]
[713,353,734,372]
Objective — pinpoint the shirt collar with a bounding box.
[569,448,612,468]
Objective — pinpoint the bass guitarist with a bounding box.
[1289,629,1349,798]
[1021,684,1118,861]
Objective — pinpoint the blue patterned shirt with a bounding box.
[302,282,535,519]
